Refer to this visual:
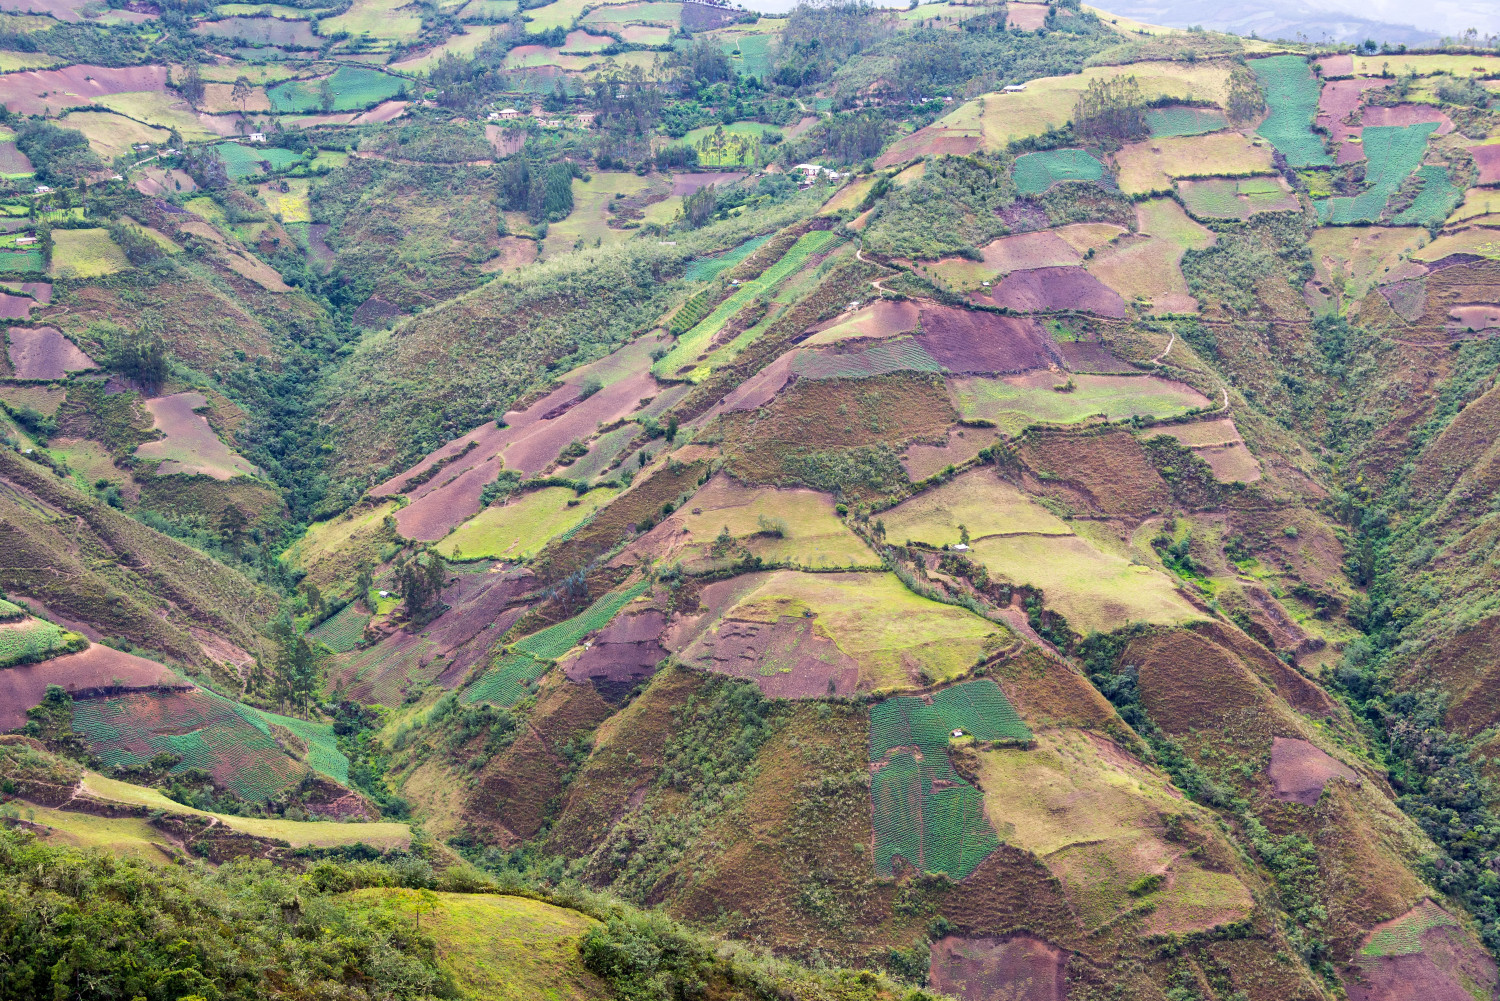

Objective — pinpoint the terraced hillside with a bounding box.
[4,1,1500,998]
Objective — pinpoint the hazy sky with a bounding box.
[1314,0,1500,35]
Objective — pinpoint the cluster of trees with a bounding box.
[497,156,577,224]
[10,118,101,185]
[1072,75,1148,141]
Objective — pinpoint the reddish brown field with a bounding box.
[917,306,1061,373]
[0,64,167,116]
[802,299,921,346]
[350,101,409,125]
[981,267,1127,318]
[17,282,51,303]
[671,172,747,196]
[1316,78,1389,164]
[1448,304,1500,331]
[901,424,1003,480]
[1317,53,1354,76]
[0,644,186,730]
[564,606,667,689]
[1267,736,1357,805]
[6,326,96,380]
[703,350,796,418]
[673,611,860,698]
[1058,342,1138,373]
[1470,144,1500,186]
[929,935,1067,1001]
[1380,279,1427,322]
[380,338,660,540]
[874,127,981,169]
[1363,104,1454,133]
[135,391,260,479]
[0,293,34,319]
[1006,2,1048,30]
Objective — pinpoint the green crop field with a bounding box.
[1252,55,1332,167]
[0,598,22,620]
[1144,105,1228,137]
[1360,902,1462,957]
[790,337,942,380]
[683,232,771,282]
[267,66,405,112]
[1011,149,1104,195]
[948,373,1208,432]
[309,601,370,652]
[465,581,650,706]
[0,616,80,667]
[869,679,1029,878]
[249,706,351,784]
[970,534,1202,635]
[0,248,43,273]
[49,229,129,279]
[437,485,618,561]
[1393,164,1463,226]
[216,141,304,179]
[654,230,838,381]
[1317,123,1437,224]
[880,470,1071,547]
[1179,176,1299,219]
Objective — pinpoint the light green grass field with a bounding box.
[258,177,311,222]
[0,50,60,72]
[49,229,130,279]
[461,0,519,19]
[318,0,422,39]
[214,2,330,16]
[1115,133,1274,195]
[672,474,875,568]
[541,171,654,258]
[92,92,217,141]
[970,534,1202,634]
[880,470,1070,548]
[345,889,608,1001]
[267,66,405,112]
[948,373,1209,432]
[437,486,618,561]
[0,616,75,667]
[392,25,506,73]
[59,111,171,161]
[707,570,1006,691]
[21,805,172,862]
[977,728,1251,932]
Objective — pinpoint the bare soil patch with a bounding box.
[6,326,96,380]
[1057,342,1137,373]
[564,606,667,691]
[980,267,1127,318]
[1316,77,1390,163]
[482,235,537,273]
[1005,2,1048,30]
[485,124,525,157]
[0,644,186,730]
[671,171,747,196]
[0,64,167,116]
[1362,103,1454,133]
[0,293,35,319]
[1268,736,1357,805]
[901,424,1004,480]
[928,934,1067,1001]
[1469,144,1500,186]
[1343,900,1499,1001]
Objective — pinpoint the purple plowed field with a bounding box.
[704,350,796,417]
[0,293,33,319]
[0,64,168,116]
[1449,304,1500,332]
[1316,54,1353,76]
[0,644,187,731]
[331,568,534,702]
[1380,280,1427,321]
[1315,78,1389,164]
[982,267,1127,317]
[1267,736,1357,805]
[1344,901,1499,1001]
[6,326,96,380]
[564,607,667,686]
[916,306,1061,373]
[1470,144,1500,186]
[681,614,860,698]
[1363,103,1455,134]
[380,339,659,541]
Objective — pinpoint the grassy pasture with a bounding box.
[1115,133,1274,195]
[970,534,1201,634]
[461,0,519,19]
[93,92,217,141]
[540,171,655,258]
[345,889,607,1001]
[56,112,170,161]
[978,729,1252,931]
[217,141,303,179]
[708,571,1005,692]
[1307,226,1427,300]
[0,50,59,72]
[21,806,172,863]
[436,486,619,561]
[1350,54,1500,77]
[1447,187,1500,224]
[392,25,506,73]
[1178,176,1298,219]
[1252,55,1332,167]
[671,474,875,568]
[1413,227,1500,261]
[282,500,396,585]
[879,469,1070,547]
[258,178,311,222]
[948,372,1209,432]
[939,61,1232,149]
[318,0,422,39]
[49,229,129,279]
[577,0,681,28]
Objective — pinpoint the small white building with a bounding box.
[495,107,524,120]
[248,132,266,143]
[951,543,970,552]
[1003,83,1028,93]
[15,236,35,246]
[32,185,52,195]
